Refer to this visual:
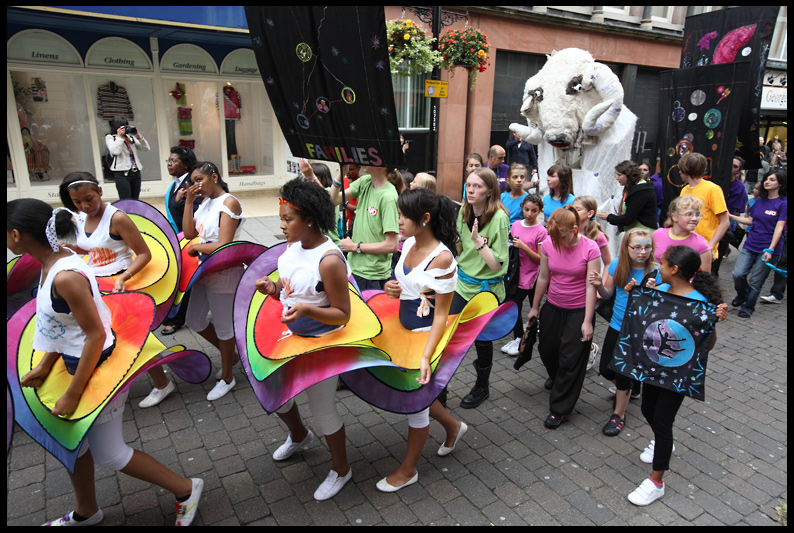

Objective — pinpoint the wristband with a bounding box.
[332,180,342,188]
[476,241,486,251]
[764,248,775,254]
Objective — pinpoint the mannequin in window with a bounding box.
[223,86,241,157]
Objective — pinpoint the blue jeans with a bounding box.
[732,247,780,315]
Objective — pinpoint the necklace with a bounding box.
[39,250,58,287]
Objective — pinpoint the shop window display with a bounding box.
[12,70,94,185]
[91,75,160,183]
[165,80,222,167]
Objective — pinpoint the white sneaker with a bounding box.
[628,477,665,506]
[138,380,176,408]
[501,338,519,354]
[272,430,314,461]
[175,478,204,526]
[206,378,235,401]
[43,510,104,526]
[587,343,599,371]
[760,294,782,304]
[314,468,352,501]
[505,338,521,356]
[639,440,675,464]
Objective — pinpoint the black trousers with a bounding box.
[598,326,633,391]
[113,169,142,200]
[641,384,685,471]
[538,301,590,416]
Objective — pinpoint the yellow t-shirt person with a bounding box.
[679,179,727,258]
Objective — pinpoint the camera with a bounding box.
[124,125,138,135]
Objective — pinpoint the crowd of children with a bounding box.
[7,147,785,524]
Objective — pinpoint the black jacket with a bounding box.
[606,180,659,232]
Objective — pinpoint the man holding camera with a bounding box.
[106,118,150,200]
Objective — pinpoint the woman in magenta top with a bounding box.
[528,206,601,429]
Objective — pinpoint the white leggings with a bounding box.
[407,407,430,429]
[185,267,244,341]
[77,391,134,471]
[276,377,343,436]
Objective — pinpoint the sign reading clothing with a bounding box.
[245,6,405,168]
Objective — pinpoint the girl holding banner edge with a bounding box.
[624,245,727,506]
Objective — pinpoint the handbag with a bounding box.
[514,315,538,370]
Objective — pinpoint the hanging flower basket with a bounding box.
[438,27,490,91]
[387,19,441,77]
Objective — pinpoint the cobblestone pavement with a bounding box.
[7,214,787,526]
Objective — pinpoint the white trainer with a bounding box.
[43,510,104,526]
[138,380,176,408]
[314,468,352,501]
[501,338,519,354]
[760,294,782,304]
[175,478,204,526]
[639,440,674,464]
[272,430,314,461]
[206,378,235,401]
[628,477,665,506]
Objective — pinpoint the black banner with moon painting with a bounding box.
[679,6,780,171]
[244,6,405,169]
[658,62,750,207]
[608,286,718,402]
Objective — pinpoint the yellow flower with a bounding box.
[405,19,413,27]
[404,33,410,40]
[478,50,486,58]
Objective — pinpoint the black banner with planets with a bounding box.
[608,286,718,402]
[679,6,780,171]
[658,62,750,205]
[244,6,406,169]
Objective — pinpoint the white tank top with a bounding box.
[32,252,114,356]
[395,237,458,331]
[75,204,135,276]
[278,237,351,309]
[194,193,245,262]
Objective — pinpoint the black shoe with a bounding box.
[544,413,565,429]
[161,324,182,335]
[544,378,553,390]
[738,311,751,318]
[731,297,744,308]
[460,362,491,409]
[602,414,625,436]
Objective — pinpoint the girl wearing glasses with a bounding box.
[182,161,246,401]
[653,196,712,273]
[588,228,660,436]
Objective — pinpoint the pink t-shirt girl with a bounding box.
[541,234,601,309]
[652,228,710,262]
[511,220,547,290]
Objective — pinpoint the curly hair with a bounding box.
[663,245,723,305]
[615,160,642,189]
[279,177,337,234]
[59,172,101,212]
[398,188,459,257]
